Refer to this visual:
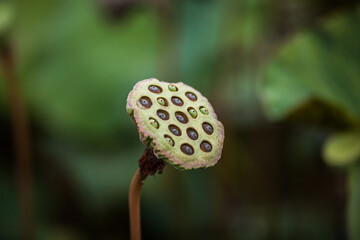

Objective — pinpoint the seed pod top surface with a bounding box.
[127,78,225,170]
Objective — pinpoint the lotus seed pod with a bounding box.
[127,78,225,170]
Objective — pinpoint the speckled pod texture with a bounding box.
[127,78,225,170]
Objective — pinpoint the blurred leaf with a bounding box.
[0,2,14,110]
[0,2,13,36]
[323,132,360,167]
[220,0,270,50]
[179,0,224,91]
[259,6,360,123]
[45,138,142,210]
[12,0,159,144]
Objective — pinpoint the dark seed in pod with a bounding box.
[200,141,212,152]
[171,97,183,106]
[202,122,213,135]
[148,85,162,93]
[157,110,169,120]
[187,128,198,140]
[175,112,188,124]
[169,125,181,136]
[139,97,152,108]
[181,144,194,155]
[185,92,197,101]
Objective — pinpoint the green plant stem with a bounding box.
[129,168,145,240]
[348,163,360,240]
[0,42,36,240]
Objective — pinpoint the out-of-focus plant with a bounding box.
[0,2,13,37]
[259,6,360,240]
[0,2,37,239]
[323,132,360,240]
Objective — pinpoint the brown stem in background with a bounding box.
[129,168,145,240]
[0,41,36,240]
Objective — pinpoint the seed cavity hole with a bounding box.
[139,96,152,108]
[187,107,198,118]
[149,118,159,129]
[181,144,194,155]
[199,106,209,115]
[187,128,198,140]
[157,110,169,120]
[171,97,184,106]
[175,111,188,124]
[148,85,162,94]
[164,135,175,146]
[157,97,168,106]
[168,84,178,91]
[200,141,212,152]
[202,122,213,135]
[185,92,197,101]
[169,125,181,136]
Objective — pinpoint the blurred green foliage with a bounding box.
[259,5,360,240]
[0,2,13,36]
[323,132,360,167]
[260,6,360,123]
[16,0,159,144]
